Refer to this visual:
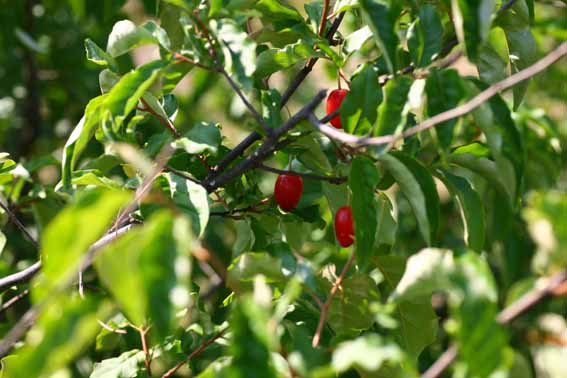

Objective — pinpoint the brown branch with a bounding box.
[138,326,152,376]
[0,289,29,314]
[162,327,228,378]
[312,251,356,347]
[318,0,331,37]
[257,164,346,184]
[209,11,347,179]
[173,52,213,71]
[421,268,567,378]
[309,42,567,147]
[203,91,327,192]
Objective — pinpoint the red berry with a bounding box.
[335,206,354,247]
[274,174,303,211]
[326,89,349,129]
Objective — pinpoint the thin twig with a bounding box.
[203,91,327,192]
[173,53,213,71]
[0,261,41,292]
[162,327,228,378]
[140,98,180,138]
[97,320,127,334]
[318,0,330,37]
[309,42,567,147]
[421,267,567,378]
[0,200,39,248]
[219,68,273,135]
[312,251,356,347]
[163,166,203,185]
[209,11,347,179]
[138,326,153,376]
[0,289,29,314]
[257,164,346,184]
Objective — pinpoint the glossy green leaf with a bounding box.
[435,169,485,252]
[293,134,332,174]
[90,350,146,378]
[344,26,373,54]
[255,0,303,27]
[173,122,222,156]
[451,0,496,62]
[106,20,169,57]
[341,64,382,135]
[85,38,118,71]
[332,334,405,373]
[212,19,257,90]
[425,69,464,148]
[255,41,318,78]
[375,193,397,247]
[378,152,440,245]
[227,252,286,290]
[506,28,537,109]
[374,76,412,139]
[349,156,380,268]
[407,5,443,67]
[161,172,209,237]
[32,189,130,301]
[261,89,282,130]
[477,28,510,84]
[359,0,402,74]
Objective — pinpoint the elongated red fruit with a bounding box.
[335,206,354,247]
[274,174,303,211]
[326,89,349,129]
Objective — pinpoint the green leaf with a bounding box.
[376,255,437,359]
[451,0,496,62]
[344,26,373,54]
[523,191,567,274]
[99,69,120,93]
[228,296,277,378]
[469,82,524,202]
[375,193,397,247]
[477,28,510,84]
[95,211,191,338]
[261,89,283,130]
[255,0,303,27]
[212,19,257,90]
[255,41,318,78]
[173,122,222,156]
[425,69,464,148]
[161,172,209,237]
[407,5,443,67]
[326,272,380,332]
[293,134,332,174]
[105,59,168,129]
[505,28,537,110]
[349,157,380,268]
[2,296,113,378]
[106,20,169,57]
[435,169,485,252]
[374,76,412,139]
[90,350,146,378]
[32,189,130,301]
[332,334,405,373]
[61,95,107,189]
[71,171,123,189]
[378,152,440,245]
[85,38,118,71]
[227,252,286,290]
[341,64,382,135]
[359,0,402,74]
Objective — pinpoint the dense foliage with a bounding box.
[0,0,566,377]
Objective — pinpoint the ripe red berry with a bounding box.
[335,206,354,247]
[326,89,349,129]
[274,174,303,212]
